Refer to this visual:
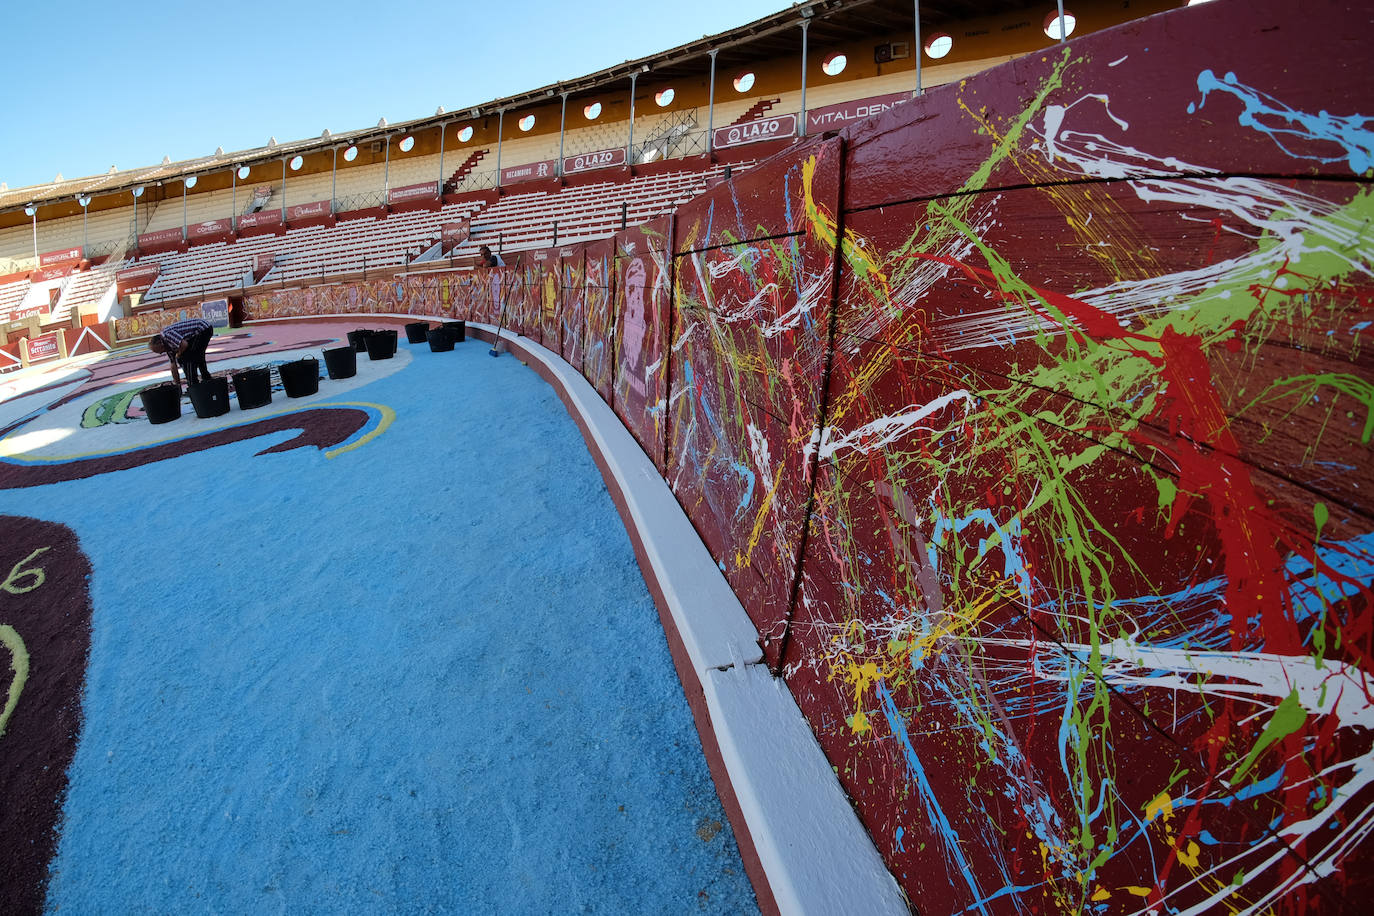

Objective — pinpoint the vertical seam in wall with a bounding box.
[661,216,679,472]
[774,138,847,677]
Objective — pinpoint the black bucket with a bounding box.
[187,376,230,419]
[140,383,182,424]
[279,357,320,398]
[365,332,394,361]
[323,345,356,380]
[382,328,398,355]
[348,329,368,352]
[232,367,272,410]
[427,328,454,352]
[443,320,466,343]
[405,321,430,344]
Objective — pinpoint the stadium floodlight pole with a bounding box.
[437,123,447,193]
[706,49,719,156]
[496,110,505,188]
[384,134,392,200]
[626,72,639,163]
[557,93,568,177]
[799,18,810,137]
[77,195,91,253]
[1056,0,1067,42]
[914,0,923,96]
[24,204,37,263]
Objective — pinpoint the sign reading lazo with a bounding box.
[712,113,797,150]
[562,148,626,175]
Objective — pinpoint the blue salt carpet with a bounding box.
[0,333,757,914]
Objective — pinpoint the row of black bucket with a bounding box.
[139,320,467,424]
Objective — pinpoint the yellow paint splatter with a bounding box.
[1144,792,1173,823]
[1177,839,1201,868]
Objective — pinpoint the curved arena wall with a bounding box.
[232,0,1374,910]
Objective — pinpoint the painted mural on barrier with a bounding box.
[99,3,1371,909]
[667,138,843,661]
[583,240,616,401]
[560,247,588,373]
[247,273,470,322]
[113,307,198,341]
[613,219,673,470]
[777,4,1374,913]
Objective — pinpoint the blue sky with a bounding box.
[0,0,789,193]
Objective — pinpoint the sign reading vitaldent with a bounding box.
[805,92,910,132]
[562,148,626,175]
[712,113,797,150]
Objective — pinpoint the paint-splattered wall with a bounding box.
[242,1,1374,908]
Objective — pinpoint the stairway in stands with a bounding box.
[445,150,489,192]
[727,98,781,125]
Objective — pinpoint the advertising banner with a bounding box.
[200,297,231,328]
[188,218,232,239]
[254,253,275,280]
[239,210,283,230]
[501,160,555,185]
[116,263,161,296]
[14,304,50,320]
[31,263,76,283]
[805,92,909,132]
[39,246,82,266]
[137,227,183,249]
[287,200,331,221]
[26,333,60,362]
[388,183,438,205]
[712,113,798,150]
[441,222,470,249]
[562,148,626,175]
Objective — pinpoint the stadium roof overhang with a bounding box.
[0,0,1032,217]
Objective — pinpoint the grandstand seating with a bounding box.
[127,160,747,304]
[455,163,746,254]
[0,276,28,321]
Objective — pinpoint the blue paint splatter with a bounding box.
[1193,69,1374,174]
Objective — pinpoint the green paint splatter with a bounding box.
[1233,690,1308,783]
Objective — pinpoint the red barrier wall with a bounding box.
[238,2,1373,908]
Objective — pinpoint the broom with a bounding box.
[488,253,519,357]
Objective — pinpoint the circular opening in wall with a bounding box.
[925,33,953,58]
[237,165,250,179]
[185,175,197,189]
[343,146,358,162]
[132,186,144,198]
[733,71,755,93]
[518,114,535,131]
[289,155,304,171]
[457,125,474,142]
[1043,10,1076,39]
[583,101,602,120]
[654,87,675,107]
[399,135,415,152]
[821,53,847,76]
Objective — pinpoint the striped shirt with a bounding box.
[159,318,212,349]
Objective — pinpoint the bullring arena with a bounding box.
[2,0,1372,913]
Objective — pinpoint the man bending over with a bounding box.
[148,317,215,387]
